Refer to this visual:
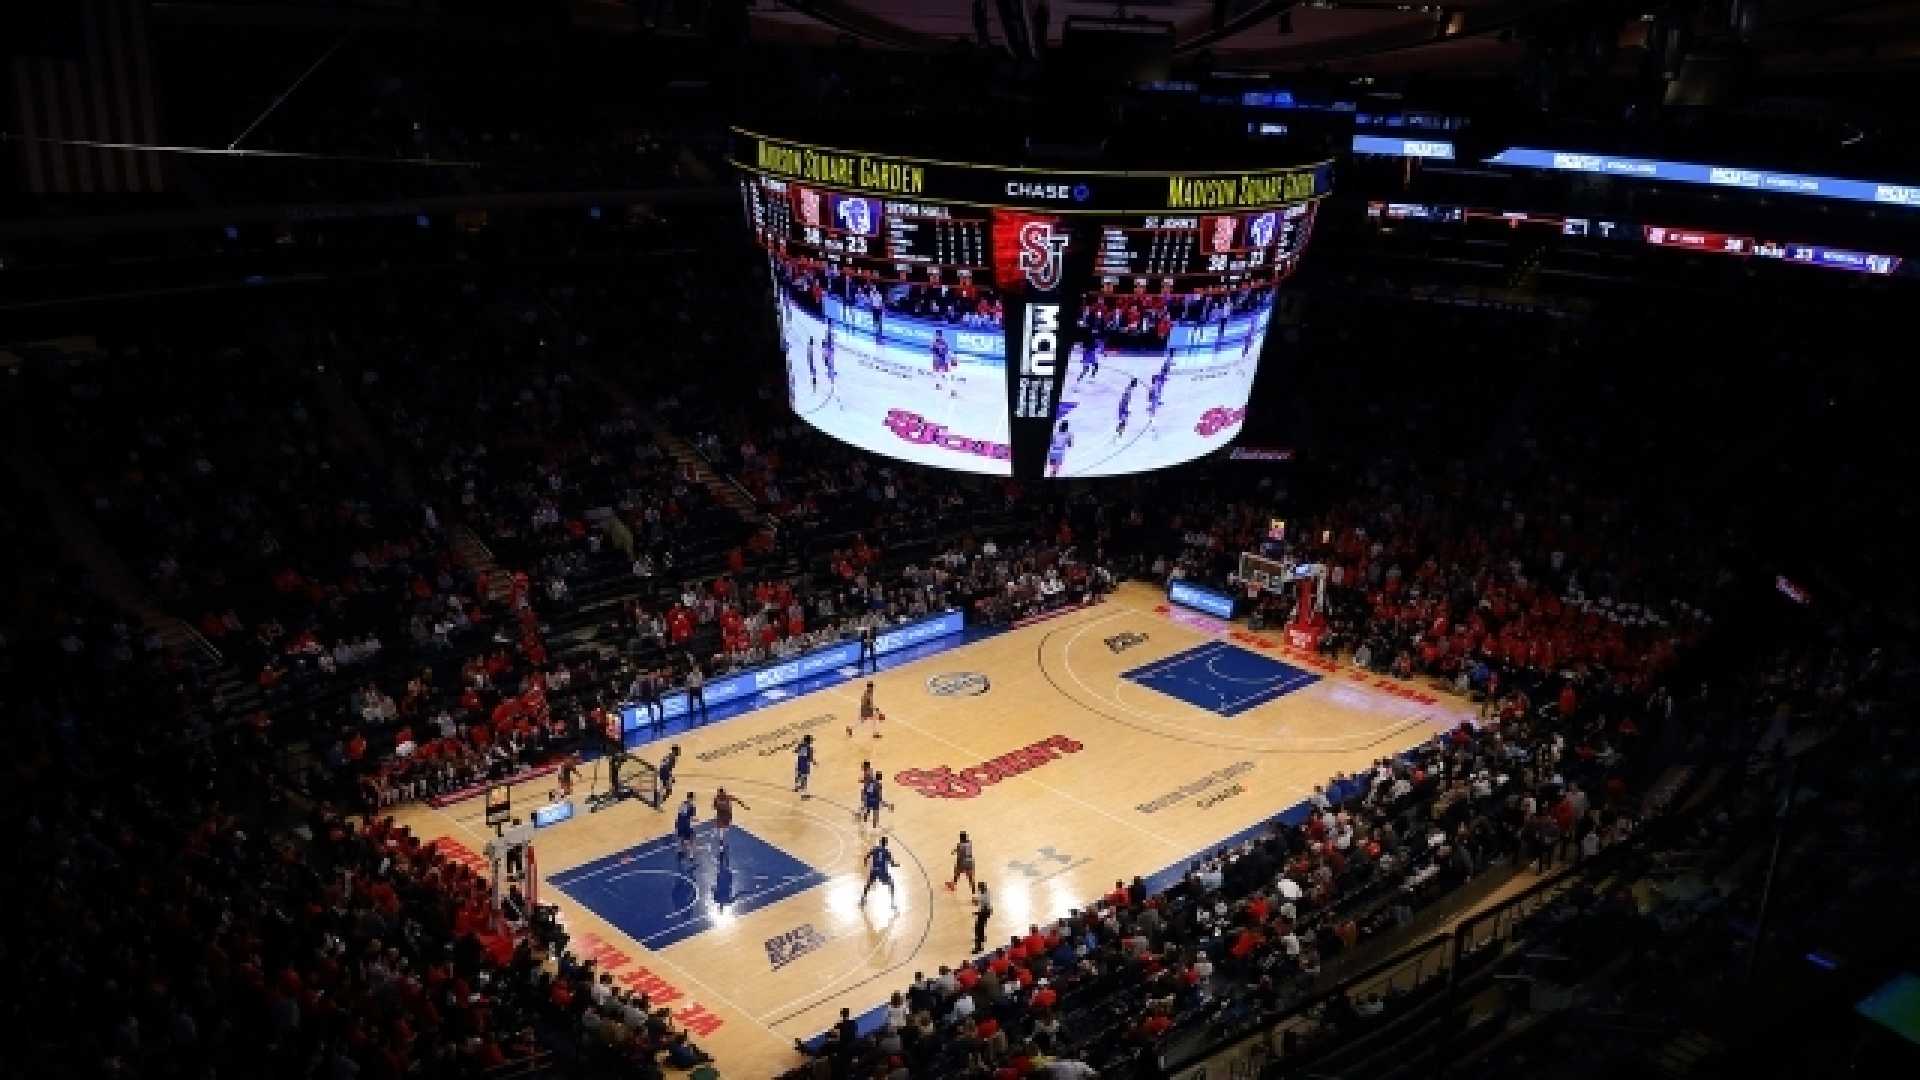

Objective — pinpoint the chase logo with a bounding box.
[1709,168,1761,188]
[927,672,992,697]
[1007,180,1076,201]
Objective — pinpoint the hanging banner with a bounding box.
[993,210,1099,478]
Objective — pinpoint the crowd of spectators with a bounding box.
[795,627,1673,1077]
[4,702,716,1080]
[11,152,1915,1080]
[23,333,486,722]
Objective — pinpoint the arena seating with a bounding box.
[9,145,1914,1079]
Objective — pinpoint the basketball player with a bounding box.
[712,787,750,852]
[557,754,578,799]
[860,835,900,907]
[860,770,891,829]
[930,329,954,398]
[858,624,878,672]
[1047,420,1073,478]
[1116,377,1139,436]
[793,733,815,797]
[947,831,977,893]
[853,759,874,822]
[655,744,681,809]
[851,680,879,737]
[1076,337,1101,382]
[675,793,698,860]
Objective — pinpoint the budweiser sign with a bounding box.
[895,735,1085,799]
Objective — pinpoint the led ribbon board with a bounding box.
[1485,147,1920,210]
[733,128,1332,214]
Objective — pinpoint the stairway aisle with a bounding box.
[451,525,514,606]
[578,366,766,526]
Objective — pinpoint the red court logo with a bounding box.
[895,735,1084,799]
[884,409,1013,461]
[1195,406,1246,437]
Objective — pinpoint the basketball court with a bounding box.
[395,582,1476,1077]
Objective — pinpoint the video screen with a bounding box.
[1042,283,1273,477]
[746,176,1013,475]
[1044,205,1308,477]
[739,167,1317,478]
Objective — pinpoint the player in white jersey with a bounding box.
[849,681,882,738]
[1048,420,1072,477]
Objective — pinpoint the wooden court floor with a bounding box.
[394,583,1479,1076]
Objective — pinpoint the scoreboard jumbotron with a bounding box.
[732,127,1331,479]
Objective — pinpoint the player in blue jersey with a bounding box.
[823,325,837,385]
[860,771,891,829]
[1116,377,1138,436]
[674,792,698,860]
[860,835,900,907]
[793,733,815,797]
[656,744,680,808]
[852,760,874,822]
[807,336,817,390]
[1076,337,1102,382]
[1148,366,1167,417]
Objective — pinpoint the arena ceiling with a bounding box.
[748,0,1526,73]
[741,0,1920,76]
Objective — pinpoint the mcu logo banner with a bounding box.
[993,210,1096,479]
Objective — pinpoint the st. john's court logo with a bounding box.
[927,672,991,697]
[1105,631,1148,654]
